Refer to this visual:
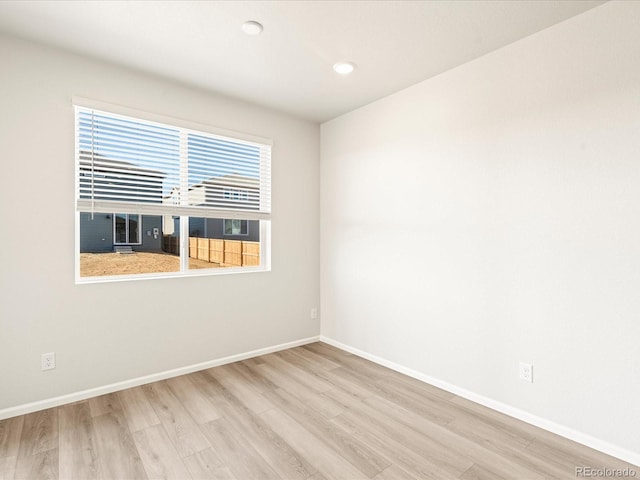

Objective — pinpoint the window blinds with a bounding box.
[75,106,271,221]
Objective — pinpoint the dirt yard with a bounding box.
[80,252,221,277]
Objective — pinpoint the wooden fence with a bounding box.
[162,236,260,267]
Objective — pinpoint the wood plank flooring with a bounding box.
[0,342,636,479]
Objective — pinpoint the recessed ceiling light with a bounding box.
[242,21,263,36]
[333,62,356,75]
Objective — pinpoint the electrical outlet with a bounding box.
[519,362,533,383]
[310,308,318,319]
[41,352,55,371]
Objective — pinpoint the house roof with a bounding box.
[78,152,167,179]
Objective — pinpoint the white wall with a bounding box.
[321,1,640,460]
[0,35,320,411]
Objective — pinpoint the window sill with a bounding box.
[75,265,271,284]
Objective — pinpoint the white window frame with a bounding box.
[74,98,272,283]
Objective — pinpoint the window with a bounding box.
[114,213,141,245]
[75,102,271,282]
[223,188,249,202]
[224,219,249,236]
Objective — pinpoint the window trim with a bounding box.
[74,98,272,284]
[72,96,272,147]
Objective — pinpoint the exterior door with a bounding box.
[114,213,141,245]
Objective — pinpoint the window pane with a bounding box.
[79,213,179,277]
[224,219,232,235]
[222,218,249,236]
[77,109,181,205]
[114,213,127,244]
[187,133,262,211]
[188,217,260,270]
[128,214,140,244]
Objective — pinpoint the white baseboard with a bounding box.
[0,335,320,421]
[320,335,640,468]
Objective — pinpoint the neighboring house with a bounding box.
[163,175,260,242]
[79,157,164,252]
[79,212,163,253]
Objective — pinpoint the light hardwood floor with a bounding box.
[0,342,636,479]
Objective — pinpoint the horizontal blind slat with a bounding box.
[76,199,271,221]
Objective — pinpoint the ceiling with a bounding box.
[0,0,606,123]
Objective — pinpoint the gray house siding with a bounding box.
[80,213,163,253]
[207,218,259,242]
[184,218,259,242]
[79,213,114,252]
[137,216,163,251]
[169,217,260,242]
